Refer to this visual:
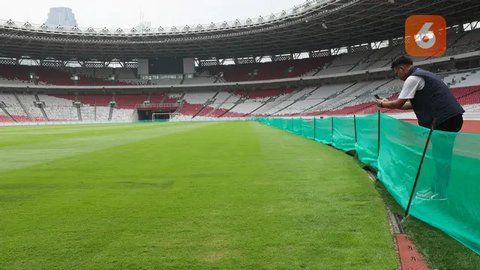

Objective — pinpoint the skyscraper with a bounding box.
[46,7,78,27]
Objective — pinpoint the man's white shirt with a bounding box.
[398,76,425,99]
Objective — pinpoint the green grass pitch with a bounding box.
[0,121,397,269]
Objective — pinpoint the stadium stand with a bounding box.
[111,108,135,121]
[0,111,11,122]
[0,93,30,121]
[0,28,479,89]
[1,67,480,123]
[0,26,479,123]
[76,95,113,106]
[0,64,132,86]
[200,57,332,82]
[115,94,149,109]
[39,94,79,121]
[275,84,355,116]
[16,93,45,120]
[80,106,96,121]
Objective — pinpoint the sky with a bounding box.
[0,0,306,29]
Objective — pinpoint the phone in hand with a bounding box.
[374,94,381,99]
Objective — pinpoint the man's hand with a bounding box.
[375,98,410,109]
[375,98,388,108]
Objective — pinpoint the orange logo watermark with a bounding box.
[405,15,446,57]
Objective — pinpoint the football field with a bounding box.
[0,121,396,269]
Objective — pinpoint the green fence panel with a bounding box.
[280,118,288,130]
[272,118,285,130]
[408,128,480,254]
[377,114,480,254]
[314,117,333,144]
[257,114,480,254]
[332,116,356,152]
[355,114,379,169]
[301,118,315,139]
[293,118,303,135]
[377,114,429,209]
[285,118,293,132]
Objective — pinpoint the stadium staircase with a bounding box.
[246,96,276,116]
[309,68,322,76]
[218,96,246,117]
[252,90,291,115]
[173,101,184,115]
[205,91,233,117]
[213,73,224,83]
[302,83,357,114]
[77,106,82,121]
[108,94,115,121]
[192,95,216,119]
[13,92,32,121]
[191,105,206,118]
[328,80,394,112]
[332,80,398,115]
[108,106,114,121]
[273,87,319,115]
[35,94,49,121]
[160,94,168,105]
[0,103,15,122]
[197,91,220,116]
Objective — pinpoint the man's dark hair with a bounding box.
[391,55,413,69]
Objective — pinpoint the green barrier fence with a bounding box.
[355,114,379,169]
[301,118,315,140]
[313,117,333,144]
[257,113,480,255]
[332,116,356,152]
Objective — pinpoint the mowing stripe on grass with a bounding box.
[0,123,161,148]
[0,122,216,172]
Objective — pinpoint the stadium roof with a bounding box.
[0,0,479,61]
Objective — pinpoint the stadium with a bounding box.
[0,0,479,269]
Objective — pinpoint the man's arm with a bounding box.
[375,76,422,110]
[401,100,412,110]
[375,98,410,109]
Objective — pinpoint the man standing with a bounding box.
[375,55,465,199]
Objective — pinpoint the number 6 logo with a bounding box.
[405,15,446,57]
[415,22,436,49]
